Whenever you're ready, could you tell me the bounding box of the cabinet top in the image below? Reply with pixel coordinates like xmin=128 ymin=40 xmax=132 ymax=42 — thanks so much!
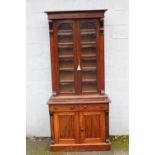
xmin=45 ymin=9 xmax=107 ymax=19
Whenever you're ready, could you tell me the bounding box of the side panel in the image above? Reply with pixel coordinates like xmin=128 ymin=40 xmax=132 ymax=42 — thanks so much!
xmin=48 ymin=20 xmax=57 ymax=95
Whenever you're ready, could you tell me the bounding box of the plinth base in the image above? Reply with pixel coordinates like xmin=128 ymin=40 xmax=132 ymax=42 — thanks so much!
xmin=50 ymin=142 xmax=111 ymax=152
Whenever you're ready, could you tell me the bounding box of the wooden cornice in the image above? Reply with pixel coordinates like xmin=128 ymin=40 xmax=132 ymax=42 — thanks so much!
xmin=45 ymin=9 xmax=107 ymax=19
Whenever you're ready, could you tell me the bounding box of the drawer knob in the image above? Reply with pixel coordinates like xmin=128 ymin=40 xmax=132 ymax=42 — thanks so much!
xmin=80 ymin=128 xmax=85 ymax=132
xmin=83 ymin=106 xmax=87 ymax=109
xmin=70 ymin=106 xmax=75 ymax=109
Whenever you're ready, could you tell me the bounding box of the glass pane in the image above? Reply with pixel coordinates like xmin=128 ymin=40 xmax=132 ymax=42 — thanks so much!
xmin=57 ymin=22 xmax=72 ymax=31
xmin=80 ymin=32 xmax=96 ymax=43
xmin=80 ymin=20 xmax=98 ymax=93
xmin=58 ymin=47 xmax=74 ymax=57
xmin=57 ymin=21 xmax=75 ymax=93
xmin=58 ymin=35 xmax=73 ymax=43
xmin=82 ymin=71 xmax=97 ymax=81
xmin=60 ymin=83 xmax=75 ymax=93
xmin=82 ymin=59 xmax=96 ymax=68
xmin=59 ymin=71 xmax=74 ymax=81
xmin=82 ymin=83 xmax=97 ymax=92
xmin=81 ymin=46 xmax=96 ymax=57
xmin=59 ymin=60 xmax=74 ymax=69
xmin=80 ymin=22 xmax=96 ymax=30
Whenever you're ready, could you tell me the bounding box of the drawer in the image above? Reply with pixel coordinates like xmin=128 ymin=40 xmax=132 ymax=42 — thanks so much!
xmin=49 ymin=105 xmax=79 ymax=112
xmin=79 ymin=103 xmax=109 ymax=111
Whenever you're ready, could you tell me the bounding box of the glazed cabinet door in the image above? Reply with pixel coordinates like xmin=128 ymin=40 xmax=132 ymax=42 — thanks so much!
xmin=53 ymin=19 xmax=102 ymax=95
xmin=54 ymin=112 xmax=79 ymax=144
xmin=54 ymin=20 xmax=76 ymax=95
xmin=79 ymin=19 xmax=100 ymax=94
xmin=80 ymin=111 xmax=105 ymax=143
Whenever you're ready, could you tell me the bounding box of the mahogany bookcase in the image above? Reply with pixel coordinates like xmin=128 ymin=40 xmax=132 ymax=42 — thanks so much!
xmin=45 ymin=10 xmax=111 ymax=151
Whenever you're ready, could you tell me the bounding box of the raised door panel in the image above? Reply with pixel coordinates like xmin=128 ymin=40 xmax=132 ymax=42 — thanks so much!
xmin=54 ymin=112 xmax=79 ymax=144
xmin=80 ymin=111 xmax=105 ymax=143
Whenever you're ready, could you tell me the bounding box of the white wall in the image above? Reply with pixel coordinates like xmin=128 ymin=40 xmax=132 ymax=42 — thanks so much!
xmin=26 ymin=0 xmax=129 ymax=136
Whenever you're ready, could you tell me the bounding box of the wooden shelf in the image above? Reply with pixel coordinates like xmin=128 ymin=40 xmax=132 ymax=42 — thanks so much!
xmin=59 ymin=55 xmax=74 ymax=59
xmin=82 ymin=58 xmax=96 ymax=61
xmin=58 ymin=42 xmax=73 ymax=48
xmin=59 ymin=68 xmax=74 ymax=71
xmin=81 ymin=31 xmax=96 ymax=35
xmin=59 ymin=55 xmax=74 ymax=61
xmin=82 ymin=79 xmax=96 ymax=83
xmin=59 ymin=91 xmax=75 ymax=94
xmin=81 ymin=41 xmax=96 ymax=45
xmin=82 ymin=67 xmax=96 ymax=71
xmin=81 ymin=55 xmax=96 ymax=60
xmin=82 ymin=90 xmax=98 ymax=93
xmin=81 ymin=54 xmax=96 ymax=57
xmin=58 ymin=42 xmax=73 ymax=46
xmin=60 ymin=80 xmax=74 ymax=83
xmin=58 ymin=45 xmax=73 ymax=48
xmin=58 ymin=32 xmax=72 ymax=36
xmin=80 ymin=29 xmax=96 ymax=32
xmin=58 ymin=30 xmax=72 ymax=33
xmin=60 ymin=82 xmax=74 ymax=86
xmin=81 ymin=44 xmax=96 ymax=48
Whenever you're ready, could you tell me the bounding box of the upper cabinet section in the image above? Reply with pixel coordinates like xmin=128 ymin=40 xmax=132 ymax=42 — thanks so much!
xmin=46 ymin=10 xmax=107 ymax=96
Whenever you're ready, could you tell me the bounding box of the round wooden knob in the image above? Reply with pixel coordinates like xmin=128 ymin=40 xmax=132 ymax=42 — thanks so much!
xmin=70 ymin=106 xmax=75 ymax=109
xmin=80 ymin=128 xmax=85 ymax=132
xmin=54 ymin=107 xmax=57 ymax=110
xmin=83 ymin=106 xmax=87 ymax=109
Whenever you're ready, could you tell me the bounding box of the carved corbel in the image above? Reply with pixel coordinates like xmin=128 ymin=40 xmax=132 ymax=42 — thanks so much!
xmin=48 ymin=19 xmax=53 ymax=35
xmin=99 ymin=18 xmax=104 ymax=34
xmin=49 ymin=111 xmax=54 ymax=116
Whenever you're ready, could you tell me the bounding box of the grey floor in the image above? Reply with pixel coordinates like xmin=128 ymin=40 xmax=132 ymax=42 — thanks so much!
xmin=26 ymin=137 xmax=129 ymax=155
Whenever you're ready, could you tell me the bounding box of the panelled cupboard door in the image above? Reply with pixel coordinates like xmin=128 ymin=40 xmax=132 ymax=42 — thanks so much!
xmin=53 ymin=19 xmax=100 ymax=95
xmin=54 ymin=112 xmax=79 ymax=144
xmin=80 ymin=111 xmax=105 ymax=143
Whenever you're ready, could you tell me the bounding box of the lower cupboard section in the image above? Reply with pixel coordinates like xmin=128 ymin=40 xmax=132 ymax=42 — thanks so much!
xmin=49 ymin=103 xmax=110 ymax=151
